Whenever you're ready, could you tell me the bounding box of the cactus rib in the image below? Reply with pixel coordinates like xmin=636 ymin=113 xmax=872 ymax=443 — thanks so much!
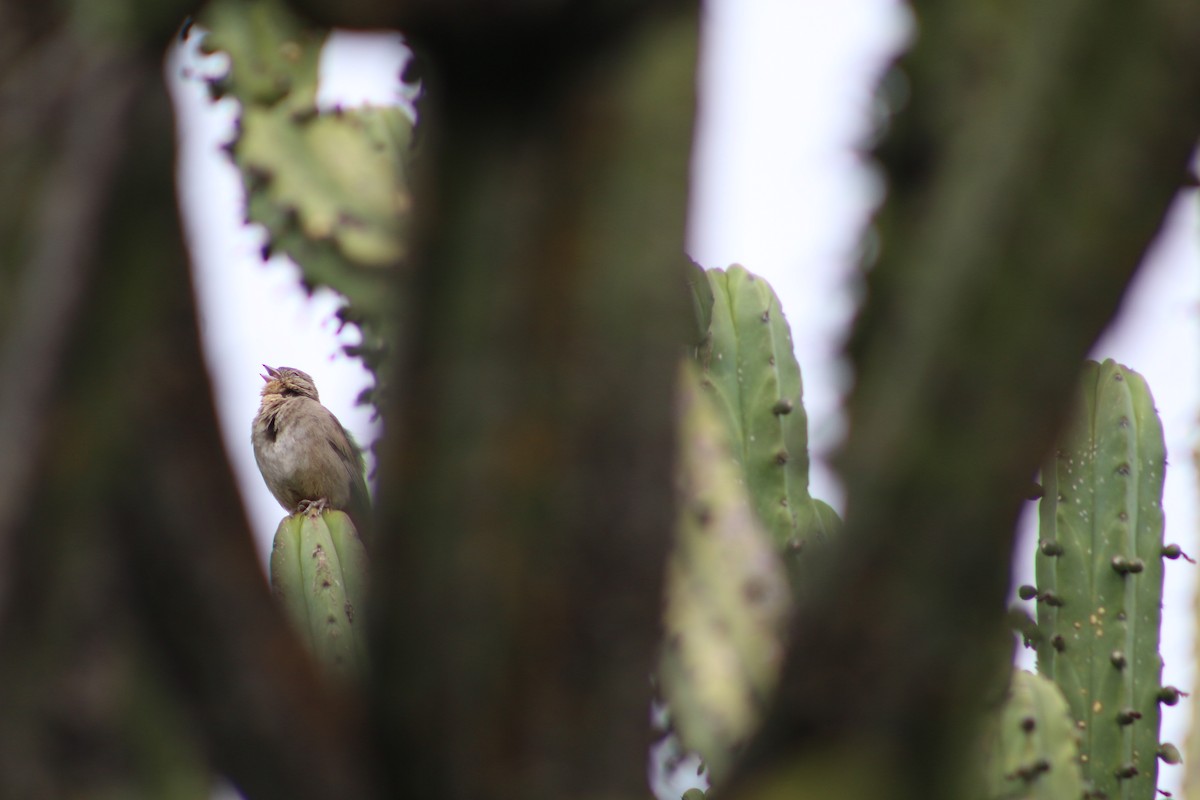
xmin=270 ymin=510 xmax=369 ymax=681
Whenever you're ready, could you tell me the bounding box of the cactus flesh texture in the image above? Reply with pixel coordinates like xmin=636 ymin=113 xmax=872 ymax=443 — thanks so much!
xmin=983 ymin=669 xmax=1086 ymax=800
xmin=270 ymin=510 xmax=369 ymax=681
xmin=660 ymin=362 xmax=792 ymax=782
xmin=1035 ymin=359 xmax=1168 ymax=800
xmin=198 ymin=0 xmax=411 ymax=396
xmin=692 ymin=264 xmax=840 ymax=559
xmin=662 ymin=265 xmax=847 ymax=783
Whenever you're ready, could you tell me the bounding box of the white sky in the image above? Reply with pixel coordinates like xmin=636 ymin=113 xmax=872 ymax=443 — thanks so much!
xmin=171 ymin=3 xmax=1199 ymax=796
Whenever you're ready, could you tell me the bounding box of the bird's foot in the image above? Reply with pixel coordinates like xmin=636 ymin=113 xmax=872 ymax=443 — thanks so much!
xmin=297 ymin=498 xmax=330 ymax=518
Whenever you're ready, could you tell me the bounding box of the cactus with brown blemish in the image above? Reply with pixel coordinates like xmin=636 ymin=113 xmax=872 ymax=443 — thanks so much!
xmin=270 ymin=510 xmax=369 ymax=682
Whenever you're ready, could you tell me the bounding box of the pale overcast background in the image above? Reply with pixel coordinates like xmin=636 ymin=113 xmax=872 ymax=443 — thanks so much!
xmin=170 ymin=2 xmax=1199 ymax=797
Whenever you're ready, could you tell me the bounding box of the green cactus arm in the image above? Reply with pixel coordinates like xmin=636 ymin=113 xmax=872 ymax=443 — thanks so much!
xmin=269 ymin=512 xmax=368 ymax=681
xmin=1035 ymin=359 xmax=1167 ymax=800
xmin=269 ymin=514 xmax=311 ymax=632
xmin=298 ymin=513 xmax=358 ymax=678
xmin=704 ymin=265 xmax=805 ymax=543
xmin=696 ymin=265 xmax=840 ymax=554
xmin=325 ymin=510 xmax=370 ymax=670
xmin=660 ymin=362 xmax=792 ymax=783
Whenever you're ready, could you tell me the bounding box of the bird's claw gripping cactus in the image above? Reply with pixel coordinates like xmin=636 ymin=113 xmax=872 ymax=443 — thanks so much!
xmin=270 ymin=510 xmax=369 ymax=681
xmin=1032 ymin=359 xmax=1175 ymax=800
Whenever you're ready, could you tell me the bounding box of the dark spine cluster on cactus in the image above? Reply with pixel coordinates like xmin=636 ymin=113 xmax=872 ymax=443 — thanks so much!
xmin=983 ymin=670 xmax=1086 ymax=800
xmin=1030 ymin=359 xmax=1173 ymax=800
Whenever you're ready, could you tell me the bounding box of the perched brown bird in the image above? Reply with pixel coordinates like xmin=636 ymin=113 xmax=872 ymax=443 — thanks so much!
xmin=252 ymin=365 xmax=372 ymax=535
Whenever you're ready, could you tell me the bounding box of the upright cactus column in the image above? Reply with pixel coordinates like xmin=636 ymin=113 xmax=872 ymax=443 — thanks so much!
xmin=1032 ymin=359 xmax=1172 ymax=800
xmin=270 ymin=510 xmax=370 ymax=682
xmin=691 ymin=265 xmax=840 ymax=561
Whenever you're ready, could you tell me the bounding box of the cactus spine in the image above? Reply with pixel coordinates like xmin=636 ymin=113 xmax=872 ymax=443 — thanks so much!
xmin=983 ymin=670 xmax=1086 ymax=800
xmin=1033 ymin=359 xmax=1170 ymax=800
xmin=270 ymin=510 xmax=369 ymax=681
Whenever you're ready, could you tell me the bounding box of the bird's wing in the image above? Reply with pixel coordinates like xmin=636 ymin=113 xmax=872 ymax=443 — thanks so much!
xmin=327 ymin=413 xmax=373 ymax=543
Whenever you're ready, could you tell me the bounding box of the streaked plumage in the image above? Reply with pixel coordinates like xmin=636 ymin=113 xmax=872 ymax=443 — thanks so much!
xmin=251 ymin=365 xmax=371 ymax=535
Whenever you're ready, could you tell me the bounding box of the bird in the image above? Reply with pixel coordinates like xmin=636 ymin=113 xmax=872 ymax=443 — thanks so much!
xmin=251 ymin=365 xmax=372 ymax=537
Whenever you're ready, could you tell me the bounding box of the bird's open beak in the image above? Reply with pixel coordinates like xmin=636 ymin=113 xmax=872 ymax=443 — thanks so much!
xmin=261 ymin=364 xmax=279 ymax=382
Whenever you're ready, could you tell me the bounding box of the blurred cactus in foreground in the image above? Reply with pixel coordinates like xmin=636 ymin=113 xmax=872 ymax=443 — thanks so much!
xmin=197 ymin=0 xmax=412 ymax=402
xmin=659 ymin=362 xmax=792 ymax=781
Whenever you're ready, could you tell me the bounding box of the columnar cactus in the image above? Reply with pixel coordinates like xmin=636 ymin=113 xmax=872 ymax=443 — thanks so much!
xmin=983 ymin=670 xmax=1086 ymax=800
xmin=1031 ymin=359 xmax=1173 ymax=800
xmin=677 ymin=275 xmax=1184 ymax=800
xmin=690 ymin=264 xmax=840 ymax=560
xmin=661 ymin=266 xmax=846 ymax=787
xmin=270 ymin=510 xmax=370 ymax=681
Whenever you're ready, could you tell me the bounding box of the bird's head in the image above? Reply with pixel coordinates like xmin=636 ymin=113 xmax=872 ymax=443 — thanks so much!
xmin=261 ymin=365 xmax=320 ymax=401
